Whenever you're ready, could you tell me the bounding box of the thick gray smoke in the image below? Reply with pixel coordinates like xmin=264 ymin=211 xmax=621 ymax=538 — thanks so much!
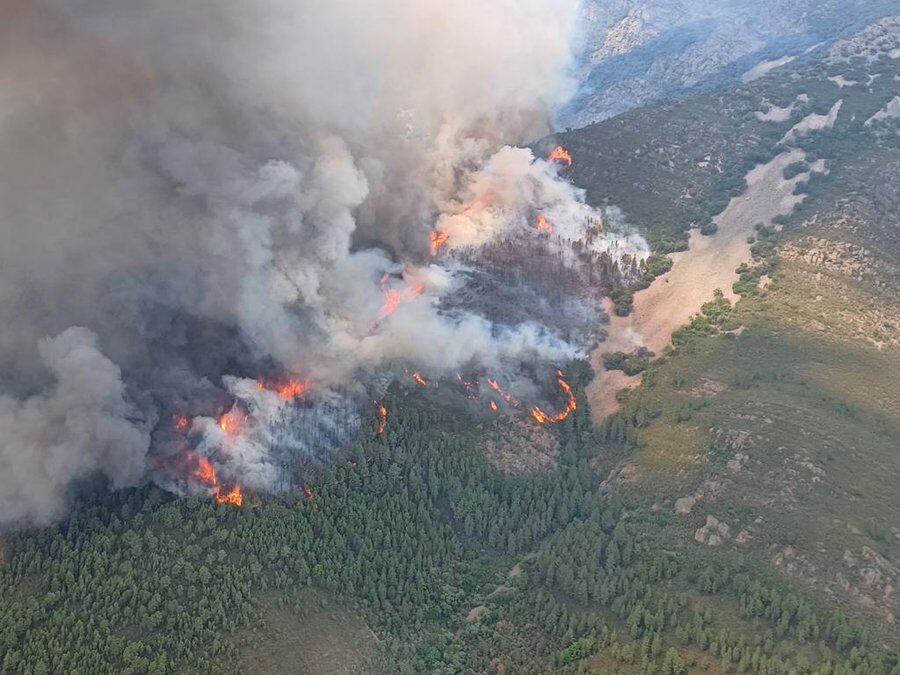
xmin=0 ymin=328 xmax=151 ymax=525
xmin=0 ymin=0 xmax=646 ymax=524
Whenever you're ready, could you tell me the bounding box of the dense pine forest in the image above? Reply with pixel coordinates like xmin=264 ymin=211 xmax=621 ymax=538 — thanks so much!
xmin=1 ymin=361 xmax=897 ymax=674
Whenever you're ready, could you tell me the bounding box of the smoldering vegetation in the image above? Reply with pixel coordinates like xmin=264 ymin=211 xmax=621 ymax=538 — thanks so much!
xmin=0 ymin=0 xmax=648 ymax=525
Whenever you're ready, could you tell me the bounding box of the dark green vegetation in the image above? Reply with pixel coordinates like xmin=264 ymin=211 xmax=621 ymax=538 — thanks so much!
xmin=573 ymin=15 xmax=900 ymax=673
xmin=603 ymin=348 xmax=655 ymax=376
xmin=559 ymin=17 xmax=900 ymax=261
xmin=2 ymin=17 xmax=899 ymax=675
xmin=1 ymin=370 xmax=897 ymax=673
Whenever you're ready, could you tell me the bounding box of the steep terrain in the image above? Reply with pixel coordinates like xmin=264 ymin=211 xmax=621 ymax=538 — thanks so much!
xmin=564 ymin=0 xmax=900 ymax=128
xmin=571 ymin=14 xmax=900 ymax=636
xmin=0 ymin=14 xmax=898 ymax=675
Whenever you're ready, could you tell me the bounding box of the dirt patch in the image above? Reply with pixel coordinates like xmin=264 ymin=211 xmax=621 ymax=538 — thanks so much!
xmin=466 ymin=605 xmax=489 ymax=623
xmin=482 ymin=416 xmax=560 ymax=475
xmin=690 ymin=377 xmax=725 ymax=398
xmin=588 ymin=150 xmax=814 ymax=421
xmin=241 ymin=596 xmax=381 ymax=675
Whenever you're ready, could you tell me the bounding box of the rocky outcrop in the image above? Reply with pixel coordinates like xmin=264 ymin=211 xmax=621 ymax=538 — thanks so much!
xmin=695 ymin=515 xmax=731 ymax=546
xmin=563 ymin=3 xmax=899 ymax=129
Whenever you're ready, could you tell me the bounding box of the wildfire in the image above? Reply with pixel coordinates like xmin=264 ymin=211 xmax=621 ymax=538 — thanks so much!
xmin=536 ymin=214 xmax=552 ymax=233
xmin=376 ymin=401 xmax=388 ymax=434
xmin=218 ymin=407 xmax=248 ymax=436
xmin=487 ymin=379 xmax=519 ymax=407
xmin=257 ymin=378 xmax=313 ymax=401
xmin=215 ymin=486 xmax=244 ymax=507
xmin=195 ymin=456 xmax=218 ymax=485
xmin=192 ymin=455 xmax=244 ymax=507
xmin=490 ymin=401 xmax=499 ymax=412
xmin=531 ymin=370 xmax=577 ymax=425
xmin=374 ymin=274 xmax=424 ymax=328
xmin=548 ymin=146 xmax=573 ymax=167
xmin=173 ymin=414 xmax=190 ymax=432
xmin=412 ymin=372 xmax=428 ymax=387
xmin=430 ymin=230 xmax=450 ymax=256
xmin=457 ymin=373 xmax=478 ymax=400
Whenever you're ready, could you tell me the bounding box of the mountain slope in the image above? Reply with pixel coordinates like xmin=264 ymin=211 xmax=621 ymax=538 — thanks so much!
xmin=562 ymin=0 xmax=900 ymax=128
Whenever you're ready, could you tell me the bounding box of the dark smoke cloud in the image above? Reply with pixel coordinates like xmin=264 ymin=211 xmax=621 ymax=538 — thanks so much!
xmin=0 ymin=0 xmax=646 ymax=525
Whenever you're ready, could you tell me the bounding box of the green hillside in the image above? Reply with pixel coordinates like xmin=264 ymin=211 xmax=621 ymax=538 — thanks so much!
xmin=1 ymin=16 xmax=898 ymax=675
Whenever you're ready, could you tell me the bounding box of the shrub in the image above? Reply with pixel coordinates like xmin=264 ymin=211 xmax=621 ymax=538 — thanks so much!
xmin=700 ymin=222 xmax=719 ymax=236
xmin=783 ymin=161 xmax=810 ymax=180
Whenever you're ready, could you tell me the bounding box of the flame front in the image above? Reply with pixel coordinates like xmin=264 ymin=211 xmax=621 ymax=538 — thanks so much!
xmin=257 ymin=378 xmax=313 ymax=401
xmin=412 ymin=372 xmax=428 ymax=387
xmin=430 ymin=230 xmax=450 ymax=256
xmin=215 ymin=486 xmax=244 ymax=507
xmin=218 ymin=407 xmax=248 ymax=436
xmin=191 ymin=454 xmax=243 ymax=507
xmin=376 ymin=402 xmax=388 ymax=434
xmin=373 ymin=274 xmax=425 ymax=329
xmin=548 ymin=146 xmax=573 ymax=167
xmin=536 ymin=214 xmax=552 ymax=233
xmin=531 ymin=371 xmax=577 ymax=425
xmin=487 ymin=379 xmax=519 ymax=407
xmin=457 ymin=373 xmax=478 ymax=399
xmin=194 ymin=456 xmax=218 ymax=486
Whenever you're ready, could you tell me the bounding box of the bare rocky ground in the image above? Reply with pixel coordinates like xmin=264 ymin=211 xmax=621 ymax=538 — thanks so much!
xmin=587 ymin=149 xmax=819 ymax=421
xmin=481 ymin=416 xmax=560 ymax=475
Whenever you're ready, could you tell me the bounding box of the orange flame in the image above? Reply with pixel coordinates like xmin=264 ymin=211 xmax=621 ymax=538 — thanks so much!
xmin=257 ymin=379 xmax=313 ymax=401
xmin=457 ymin=373 xmax=478 ymax=400
xmin=215 ymin=486 xmax=244 ymax=507
xmin=192 ymin=455 xmax=243 ymax=507
xmin=490 ymin=401 xmax=499 ymax=412
xmin=536 ymin=214 xmax=553 ymax=233
xmin=374 ymin=274 xmax=425 ymax=327
xmin=195 ymin=456 xmax=218 ymax=486
xmin=430 ymin=230 xmax=450 ymax=256
xmin=218 ymin=407 xmax=248 ymax=436
xmin=412 ymin=372 xmax=427 ymax=387
xmin=548 ymin=146 xmax=573 ymax=167
xmin=376 ymin=402 xmax=388 ymax=434
xmin=303 ymin=486 xmax=319 ymax=510
xmin=173 ymin=414 xmax=190 ymax=433
xmin=531 ymin=371 xmax=577 ymax=425
xmin=487 ymin=379 xmax=519 ymax=407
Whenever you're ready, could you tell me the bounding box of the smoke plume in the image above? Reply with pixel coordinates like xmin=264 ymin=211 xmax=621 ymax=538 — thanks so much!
xmin=0 ymin=0 xmax=646 ymax=525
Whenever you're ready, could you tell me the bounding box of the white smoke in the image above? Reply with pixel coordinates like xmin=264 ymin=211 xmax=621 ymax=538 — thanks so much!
xmin=0 ymin=0 xmax=645 ymax=522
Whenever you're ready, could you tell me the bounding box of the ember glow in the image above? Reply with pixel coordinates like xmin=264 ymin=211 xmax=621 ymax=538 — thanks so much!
xmin=215 ymin=486 xmax=244 ymax=507
xmin=173 ymin=414 xmax=190 ymax=433
xmin=218 ymin=407 xmax=249 ymax=436
xmin=257 ymin=379 xmax=313 ymax=401
xmin=429 ymin=230 xmax=450 ymax=256
xmin=548 ymin=146 xmax=573 ymax=166
xmin=490 ymin=401 xmax=499 ymax=412
xmin=487 ymin=379 xmax=519 ymax=407
xmin=375 ymin=274 xmax=425 ymax=326
xmin=412 ymin=372 xmax=428 ymax=387
xmin=530 ymin=370 xmax=577 ymax=425
xmin=191 ymin=454 xmax=244 ymax=507
xmin=536 ymin=214 xmax=553 ymax=232
xmin=194 ymin=456 xmax=218 ymax=486
xmin=376 ymin=402 xmax=388 ymax=435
